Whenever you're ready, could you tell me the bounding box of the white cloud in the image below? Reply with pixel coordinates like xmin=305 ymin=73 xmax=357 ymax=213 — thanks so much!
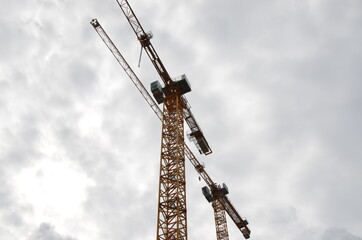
xmin=1 ymin=0 xmax=361 ymax=239
xmin=28 ymin=223 xmax=76 ymax=240
xmin=14 ymin=160 xmax=93 ymax=223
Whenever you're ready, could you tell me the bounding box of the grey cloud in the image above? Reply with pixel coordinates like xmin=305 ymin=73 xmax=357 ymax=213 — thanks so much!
xmin=0 ymin=171 xmax=32 ymax=239
xmin=0 ymin=20 xmax=36 ymax=65
xmin=1 ymin=0 xmax=362 ymax=239
xmin=29 ymin=223 xmax=76 ymax=240
xmin=321 ymin=228 xmax=362 ymax=240
xmin=1 ymin=112 xmax=42 ymax=170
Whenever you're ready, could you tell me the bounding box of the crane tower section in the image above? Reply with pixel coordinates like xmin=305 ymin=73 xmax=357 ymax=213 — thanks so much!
xmin=157 ymin=81 xmax=190 ymax=240
xmin=212 ymin=200 xmax=229 ymax=240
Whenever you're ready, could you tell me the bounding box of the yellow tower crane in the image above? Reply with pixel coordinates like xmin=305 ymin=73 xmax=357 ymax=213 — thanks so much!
xmin=91 ymin=1 xmax=251 ymax=239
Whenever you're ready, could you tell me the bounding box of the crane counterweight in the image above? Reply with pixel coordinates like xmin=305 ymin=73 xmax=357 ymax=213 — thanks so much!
xmin=151 ymin=81 xmax=164 ymax=104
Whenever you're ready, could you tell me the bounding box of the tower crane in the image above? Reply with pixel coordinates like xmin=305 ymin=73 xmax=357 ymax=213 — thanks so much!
xmin=115 ymin=0 xmax=211 ymax=156
xmin=91 ymin=1 xmax=251 ymax=239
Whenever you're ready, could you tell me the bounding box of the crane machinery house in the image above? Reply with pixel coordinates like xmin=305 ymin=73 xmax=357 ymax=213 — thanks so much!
xmin=151 ymin=74 xmax=191 ymax=104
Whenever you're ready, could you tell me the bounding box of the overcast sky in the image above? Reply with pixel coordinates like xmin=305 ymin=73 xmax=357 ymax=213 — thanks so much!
xmin=1 ymin=0 xmax=362 ymax=240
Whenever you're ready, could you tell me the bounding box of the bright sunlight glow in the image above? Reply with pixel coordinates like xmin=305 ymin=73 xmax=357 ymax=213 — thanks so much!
xmin=15 ymin=160 xmax=93 ymax=223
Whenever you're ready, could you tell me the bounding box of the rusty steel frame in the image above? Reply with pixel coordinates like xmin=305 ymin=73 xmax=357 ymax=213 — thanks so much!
xmin=213 ymin=200 xmax=229 ymax=240
xmin=156 ymin=89 xmax=187 ymax=240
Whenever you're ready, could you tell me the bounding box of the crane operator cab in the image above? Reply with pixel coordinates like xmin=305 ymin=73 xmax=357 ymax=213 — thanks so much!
xmin=151 ymin=74 xmax=191 ymax=104
xmin=151 ymin=81 xmax=164 ymax=104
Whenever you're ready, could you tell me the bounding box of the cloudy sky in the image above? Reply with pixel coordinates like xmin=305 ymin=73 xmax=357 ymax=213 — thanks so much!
xmin=1 ymin=0 xmax=362 ymax=239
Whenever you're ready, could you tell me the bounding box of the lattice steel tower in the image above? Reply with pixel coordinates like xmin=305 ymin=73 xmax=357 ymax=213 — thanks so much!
xmin=157 ymin=84 xmax=189 ymax=240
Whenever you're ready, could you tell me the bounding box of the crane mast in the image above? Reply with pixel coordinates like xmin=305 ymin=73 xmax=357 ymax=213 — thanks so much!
xmin=213 ymin=200 xmax=229 ymax=240
xmin=157 ymin=87 xmax=187 ymax=240
xmin=114 ymin=1 xmax=190 ymax=237
xmin=91 ymin=0 xmax=251 ymax=238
